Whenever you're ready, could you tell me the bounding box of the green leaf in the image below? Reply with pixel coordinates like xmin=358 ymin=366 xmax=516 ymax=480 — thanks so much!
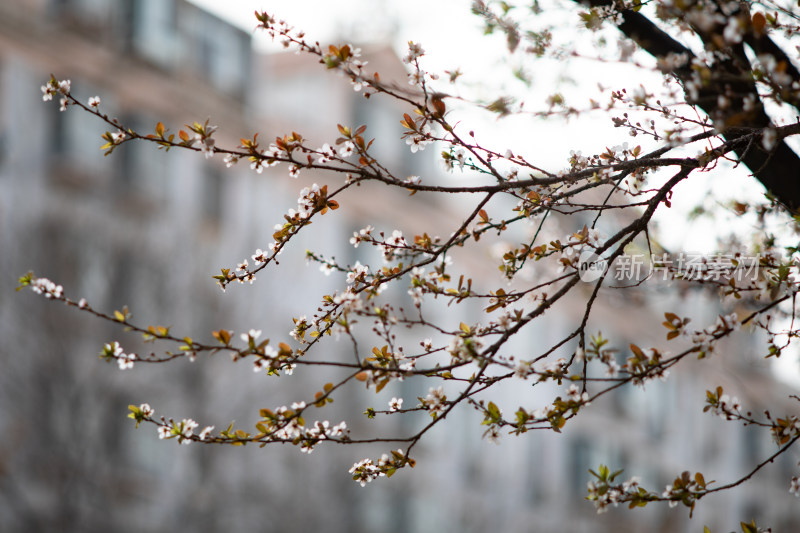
xmin=487 ymin=401 xmax=501 ymax=420
xmin=740 ymin=521 xmax=758 ymax=533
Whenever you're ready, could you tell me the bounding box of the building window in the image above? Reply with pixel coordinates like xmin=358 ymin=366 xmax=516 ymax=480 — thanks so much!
xmin=132 ymin=0 xmax=178 ymax=68
xmin=570 ymin=437 xmax=594 ymax=498
xmin=183 ymin=7 xmax=250 ymax=97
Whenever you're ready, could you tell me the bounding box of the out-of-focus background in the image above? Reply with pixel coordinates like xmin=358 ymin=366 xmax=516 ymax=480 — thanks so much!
xmin=1 ymin=1 xmax=798 ymax=531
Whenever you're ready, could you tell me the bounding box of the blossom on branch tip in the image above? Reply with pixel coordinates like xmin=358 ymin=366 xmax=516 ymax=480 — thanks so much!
xmin=157 ymin=425 xmax=172 ymax=440
xmin=346 ymin=261 xmax=369 ymax=285
xmin=178 ymin=418 xmax=198 ymax=444
xmin=104 ymin=341 xmax=123 ymax=359
xmin=333 ymin=288 xmax=363 ymax=313
xmin=421 ymin=386 xmax=447 ymax=416
xmin=382 ymin=230 xmax=408 ymax=261
xmin=117 ymin=351 xmax=136 ymax=370
xmin=485 ymin=426 xmax=501 ymax=444
xmin=31 ymin=277 xmax=63 ymax=298
xmin=41 ymin=78 xmax=70 ymax=102
xmin=139 ymin=403 xmax=154 ymax=417
xmin=241 ymin=329 xmax=262 ymax=343
xmin=252 ymin=249 xmax=268 ymax=264
xmin=403 ymin=41 xmax=425 ymax=64
xmin=339 ymin=141 xmax=355 ymax=158
xmin=315 ymin=144 xmax=336 ymax=164
xmin=389 ymin=397 xmax=403 ymax=411
xmin=41 ymin=84 xmax=56 ymax=101
xmin=405 ymin=125 xmax=432 ymax=153
xmin=351 ymin=77 xmax=367 ymax=92
xmin=514 ymin=360 xmax=533 ymax=379
xmin=566 ymin=384 xmax=590 ymax=405
xmin=350 ymin=225 xmax=373 ymax=248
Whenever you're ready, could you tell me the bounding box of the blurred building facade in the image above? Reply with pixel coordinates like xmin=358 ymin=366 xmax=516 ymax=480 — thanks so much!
xmin=0 ymin=1 xmax=798 ymax=532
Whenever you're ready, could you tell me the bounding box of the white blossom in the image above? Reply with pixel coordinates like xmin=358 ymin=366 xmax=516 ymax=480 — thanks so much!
xmin=389 ymin=397 xmax=403 ymax=411
xmin=403 ymin=41 xmax=425 ymax=63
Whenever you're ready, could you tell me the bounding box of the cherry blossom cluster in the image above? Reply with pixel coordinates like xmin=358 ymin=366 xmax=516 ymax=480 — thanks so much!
xmin=419 ymin=386 xmax=447 ymax=417
xmin=156 ymin=417 xmax=214 ymax=445
xmin=625 ymin=346 xmax=670 ymax=386
xmin=349 ymin=225 xmax=374 ymax=248
xmin=293 ymin=183 xmax=325 ymax=220
xmin=440 ymin=147 xmax=468 ymax=172
xmin=101 ymin=341 xmax=137 ymax=370
xmin=402 ymin=119 xmax=434 ymax=153
xmin=407 ymin=266 xmax=432 ymax=305
xmin=579 ymin=342 xmax=622 ymax=378
xmin=687 ymin=313 xmax=741 ymax=356
xmin=661 ymin=470 xmax=709 ymax=509
xmin=565 ymin=384 xmax=590 ymax=405
xmin=129 ymin=404 xmax=213 ymax=445
xmin=30 ymin=277 xmax=63 ymax=299
xmin=704 ymin=386 xmax=743 ymax=421
xmin=586 ymin=467 xmax=714 ymax=514
xmin=186 ymin=120 xmax=218 ymax=159
xmin=533 ymin=356 xmax=569 ymax=384
xmin=446 ymin=333 xmax=484 ymax=364
xmin=770 ymin=415 xmax=800 ymax=447
xmin=255 ymin=13 xmax=373 ymax=95
xmin=324 ymin=287 xmax=363 ymax=319
xmin=346 ymin=261 xmax=369 ymax=286
xmin=346 ymin=226 xmax=425 ymax=264
xmin=257 ymin=404 xmax=348 ymax=453
xmin=402 ymin=40 xmax=440 ymax=88
xmin=290 ymin=315 xmax=311 ymax=344
xmin=380 ymin=230 xmax=409 ymax=262
xmin=586 ymin=475 xmax=644 ymax=514
xmin=349 ymin=449 xmax=411 ymax=487
xmin=356 ymin=346 xmax=416 ymax=390
xmin=40 ymin=77 xmax=71 ymax=111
